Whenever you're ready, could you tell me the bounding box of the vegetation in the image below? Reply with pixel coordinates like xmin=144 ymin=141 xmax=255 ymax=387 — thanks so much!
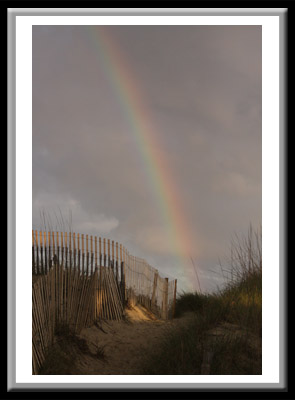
xmin=36 ymin=223 xmax=262 ymax=375
xmin=140 ymin=225 xmax=262 ymax=374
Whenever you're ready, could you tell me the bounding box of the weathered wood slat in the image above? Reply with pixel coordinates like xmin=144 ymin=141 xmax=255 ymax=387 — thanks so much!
xmin=90 ymin=235 xmax=93 ymax=274
xmin=99 ymin=237 xmax=102 ymax=266
xmin=86 ymin=234 xmax=89 ymax=276
xmin=81 ymin=234 xmax=85 ymax=275
xmin=103 ymin=238 xmax=106 ymax=267
xmin=107 ymin=239 xmax=111 ymax=268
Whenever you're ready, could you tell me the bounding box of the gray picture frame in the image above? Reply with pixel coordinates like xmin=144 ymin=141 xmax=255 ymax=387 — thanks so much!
xmin=7 ymin=6 xmax=287 ymax=392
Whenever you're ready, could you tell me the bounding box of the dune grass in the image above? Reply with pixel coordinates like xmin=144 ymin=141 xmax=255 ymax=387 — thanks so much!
xmin=140 ymin=225 xmax=262 ymax=375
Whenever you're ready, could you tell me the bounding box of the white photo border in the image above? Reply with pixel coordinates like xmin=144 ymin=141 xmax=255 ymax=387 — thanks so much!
xmin=8 ymin=7 xmax=286 ymax=391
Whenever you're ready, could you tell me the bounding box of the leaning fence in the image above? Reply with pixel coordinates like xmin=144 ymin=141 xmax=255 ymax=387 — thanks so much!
xmin=32 ymin=230 xmax=177 ymax=374
xmin=32 ymin=230 xmax=177 ymax=319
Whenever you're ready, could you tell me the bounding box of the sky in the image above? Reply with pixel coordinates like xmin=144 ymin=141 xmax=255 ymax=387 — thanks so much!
xmin=32 ymin=25 xmax=262 ymax=294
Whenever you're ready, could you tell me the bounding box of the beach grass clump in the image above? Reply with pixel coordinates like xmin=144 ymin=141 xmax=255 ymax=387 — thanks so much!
xmin=140 ymin=224 xmax=262 ymax=374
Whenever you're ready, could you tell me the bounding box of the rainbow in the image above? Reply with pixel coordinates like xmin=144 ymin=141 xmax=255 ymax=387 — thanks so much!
xmin=86 ymin=26 xmax=196 ymax=287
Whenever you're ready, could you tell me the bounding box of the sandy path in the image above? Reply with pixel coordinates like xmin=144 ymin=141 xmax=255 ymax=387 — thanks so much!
xmin=39 ymin=305 xmax=261 ymax=375
xmin=74 ymin=305 xmax=194 ymax=375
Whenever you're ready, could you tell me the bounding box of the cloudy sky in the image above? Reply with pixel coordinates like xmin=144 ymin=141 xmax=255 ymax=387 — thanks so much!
xmin=32 ymin=25 xmax=261 ymax=293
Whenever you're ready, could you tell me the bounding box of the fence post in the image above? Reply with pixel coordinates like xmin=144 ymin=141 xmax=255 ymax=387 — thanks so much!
xmin=103 ymin=238 xmax=106 ymax=267
xmin=108 ymin=239 xmax=111 ymax=268
xmin=90 ymin=235 xmax=93 ymax=274
xmin=69 ymin=232 xmax=72 ymax=271
xmin=86 ymin=234 xmax=89 ymax=275
xmin=94 ymin=266 xmax=99 ymax=322
xmin=95 ymin=236 xmax=97 ymax=267
xmin=172 ymin=279 xmax=177 ymax=319
xmin=120 ymin=261 xmax=126 ymax=307
xmin=151 ymin=270 xmax=158 ymax=311
xmin=48 ymin=231 xmax=51 ymax=270
xmin=65 ymin=231 xmax=68 ymax=269
xmin=99 ymin=237 xmax=102 ymax=266
xmin=77 ymin=233 xmax=80 ymax=272
xmin=73 ymin=232 xmax=76 ymax=270
xmin=116 ymin=242 xmax=119 ymax=284
xmin=81 ymin=234 xmax=85 ymax=274
xmin=162 ymin=278 xmax=169 ymax=320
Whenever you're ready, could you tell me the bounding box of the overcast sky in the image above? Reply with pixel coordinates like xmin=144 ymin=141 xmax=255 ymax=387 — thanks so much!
xmin=32 ymin=25 xmax=261 ymax=293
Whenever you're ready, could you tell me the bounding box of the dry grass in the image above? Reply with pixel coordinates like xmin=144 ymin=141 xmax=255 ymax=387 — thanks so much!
xmin=140 ymin=225 xmax=262 ymax=375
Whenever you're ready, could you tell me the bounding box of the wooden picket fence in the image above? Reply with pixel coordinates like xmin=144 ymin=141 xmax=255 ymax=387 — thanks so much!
xmin=32 ymin=265 xmax=97 ymax=374
xmin=32 ymin=230 xmax=177 ymax=319
xmin=32 ymin=230 xmax=177 ymax=374
xmin=32 ymin=264 xmax=125 ymax=374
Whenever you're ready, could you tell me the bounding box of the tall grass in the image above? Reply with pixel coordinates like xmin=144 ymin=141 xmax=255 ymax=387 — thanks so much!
xmin=140 ymin=224 xmax=262 ymax=374
xmin=37 ymin=207 xmax=73 ymax=233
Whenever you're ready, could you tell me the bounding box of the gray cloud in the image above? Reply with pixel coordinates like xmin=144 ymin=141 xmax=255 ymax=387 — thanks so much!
xmin=32 ymin=25 xmax=261 ymax=293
